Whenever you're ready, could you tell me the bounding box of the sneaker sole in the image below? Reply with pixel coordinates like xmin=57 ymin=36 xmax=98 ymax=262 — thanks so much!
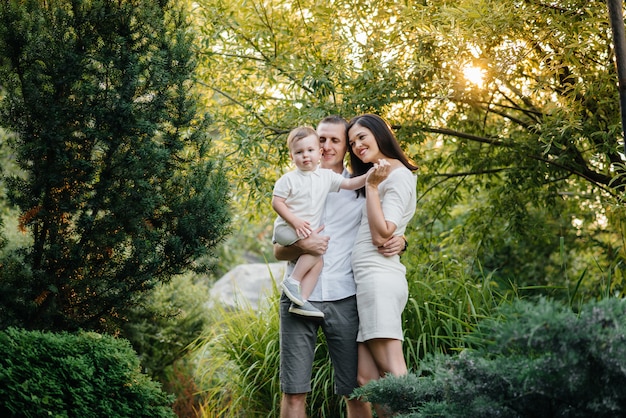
xmin=281 ymin=282 xmax=304 ymax=306
xmin=289 ymin=306 xmax=325 ymax=318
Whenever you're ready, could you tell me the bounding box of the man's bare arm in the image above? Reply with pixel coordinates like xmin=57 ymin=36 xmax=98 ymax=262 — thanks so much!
xmin=273 ymin=226 xmax=329 ymax=261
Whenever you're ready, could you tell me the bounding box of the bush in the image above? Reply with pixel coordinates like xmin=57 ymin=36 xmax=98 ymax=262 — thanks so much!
xmin=0 ymin=328 xmax=175 ymax=418
xmin=353 ymin=297 xmax=626 ymax=417
xmin=121 ymin=273 xmax=213 ymax=416
xmin=122 ymin=273 xmax=212 ymax=381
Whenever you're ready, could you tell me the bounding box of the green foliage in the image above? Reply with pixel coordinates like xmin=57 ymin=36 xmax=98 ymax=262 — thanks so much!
xmin=403 ymin=255 xmax=512 ymax=364
xmin=0 ymin=327 xmax=175 ymax=418
xmin=0 ymin=0 xmax=231 ymax=332
xmin=193 ymin=0 xmax=626 ymax=297
xmin=194 ymin=286 xmax=343 ymax=417
xmin=121 ymin=272 xmax=212 ymax=382
xmin=354 ymin=297 xmax=626 ymax=417
xmin=192 ymin=258 xmax=514 ymax=416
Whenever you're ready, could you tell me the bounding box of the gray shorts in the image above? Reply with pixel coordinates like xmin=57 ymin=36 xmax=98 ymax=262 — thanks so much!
xmin=273 ymin=223 xmax=299 ymax=246
xmin=279 ymin=294 xmax=359 ymax=396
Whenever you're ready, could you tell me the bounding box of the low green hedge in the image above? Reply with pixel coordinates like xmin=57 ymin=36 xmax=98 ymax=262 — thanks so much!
xmin=353 ymin=297 xmax=626 ymax=417
xmin=0 ymin=327 xmax=175 ymax=418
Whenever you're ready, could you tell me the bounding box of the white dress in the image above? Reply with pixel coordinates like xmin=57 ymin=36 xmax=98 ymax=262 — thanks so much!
xmin=351 ymin=167 xmax=417 ymax=342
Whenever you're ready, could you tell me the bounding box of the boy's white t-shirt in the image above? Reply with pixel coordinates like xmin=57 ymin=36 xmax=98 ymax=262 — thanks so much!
xmin=272 ymin=166 xmax=345 ymax=244
xmin=284 ymin=169 xmax=365 ymax=302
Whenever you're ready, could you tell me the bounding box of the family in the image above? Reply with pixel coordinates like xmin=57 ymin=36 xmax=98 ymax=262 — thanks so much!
xmin=272 ymin=114 xmax=418 ymax=417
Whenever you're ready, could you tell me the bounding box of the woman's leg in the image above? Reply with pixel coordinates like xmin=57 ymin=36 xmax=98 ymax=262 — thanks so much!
xmin=356 ymin=343 xmax=380 ymax=387
xmin=365 ymin=338 xmax=407 ymax=376
xmin=357 ymin=338 xmax=407 ymax=385
xmin=357 ymin=340 xmax=406 ymax=418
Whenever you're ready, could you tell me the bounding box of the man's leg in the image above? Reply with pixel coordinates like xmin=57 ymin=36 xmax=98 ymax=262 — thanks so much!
xmin=281 ymin=393 xmax=307 ymax=418
xmin=279 ymin=293 xmax=318 ymax=416
xmin=319 ymin=296 xmax=371 ymax=417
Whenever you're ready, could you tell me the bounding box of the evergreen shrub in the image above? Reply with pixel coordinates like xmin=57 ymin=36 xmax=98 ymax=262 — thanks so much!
xmin=0 ymin=328 xmax=175 ymax=418
xmin=353 ymin=297 xmax=626 ymax=417
xmin=122 ymin=273 xmax=213 ymax=415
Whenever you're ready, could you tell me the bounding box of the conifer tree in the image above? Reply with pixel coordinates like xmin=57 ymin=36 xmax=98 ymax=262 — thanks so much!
xmin=0 ymin=0 xmax=231 ymax=332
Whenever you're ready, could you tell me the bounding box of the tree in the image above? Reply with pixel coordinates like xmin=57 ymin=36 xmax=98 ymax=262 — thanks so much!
xmin=194 ymin=0 xmax=626 ymax=295
xmin=0 ymin=0 xmax=231 ymax=332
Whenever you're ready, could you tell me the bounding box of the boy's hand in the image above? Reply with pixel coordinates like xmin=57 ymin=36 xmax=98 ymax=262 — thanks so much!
xmin=292 ymin=218 xmax=313 ymax=239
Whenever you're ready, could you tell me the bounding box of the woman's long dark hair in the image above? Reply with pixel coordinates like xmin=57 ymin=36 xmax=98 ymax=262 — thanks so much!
xmin=347 ymin=114 xmax=418 ymax=179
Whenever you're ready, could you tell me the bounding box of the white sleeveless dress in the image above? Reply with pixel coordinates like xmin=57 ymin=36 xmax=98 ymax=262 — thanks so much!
xmin=351 ymin=167 xmax=416 ymax=342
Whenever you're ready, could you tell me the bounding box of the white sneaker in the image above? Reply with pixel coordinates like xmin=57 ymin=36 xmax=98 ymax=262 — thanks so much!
xmin=281 ymin=280 xmax=304 ymax=306
xmin=289 ymin=301 xmax=324 ymax=318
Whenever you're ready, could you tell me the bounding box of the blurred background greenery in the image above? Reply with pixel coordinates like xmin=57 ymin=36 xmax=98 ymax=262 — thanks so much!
xmin=2 ymin=0 xmax=626 ymax=416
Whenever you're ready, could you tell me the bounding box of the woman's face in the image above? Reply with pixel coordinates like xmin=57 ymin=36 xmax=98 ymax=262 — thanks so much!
xmin=348 ymin=123 xmax=381 ymax=163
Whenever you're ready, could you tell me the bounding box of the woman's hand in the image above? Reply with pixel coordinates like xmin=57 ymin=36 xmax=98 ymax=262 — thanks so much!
xmin=365 ymin=159 xmax=398 ymax=246
xmin=366 ymin=159 xmax=390 ymax=188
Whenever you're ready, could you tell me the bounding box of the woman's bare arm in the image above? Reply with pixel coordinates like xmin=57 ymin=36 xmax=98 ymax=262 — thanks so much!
xmin=366 ymin=161 xmax=397 ymax=246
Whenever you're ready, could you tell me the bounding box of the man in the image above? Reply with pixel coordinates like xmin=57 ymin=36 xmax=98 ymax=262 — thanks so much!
xmin=274 ymin=116 xmax=406 ymax=418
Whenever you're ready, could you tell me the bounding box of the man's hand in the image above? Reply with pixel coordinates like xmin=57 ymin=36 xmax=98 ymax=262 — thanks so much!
xmin=294 ymin=225 xmax=329 ymax=256
xmin=377 ymin=235 xmax=407 ymax=257
xmin=274 ymin=225 xmax=329 ymax=261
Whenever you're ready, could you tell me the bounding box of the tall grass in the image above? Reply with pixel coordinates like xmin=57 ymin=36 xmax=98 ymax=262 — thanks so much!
xmin=193 ymin=284 xmax=343 ymax=417
xmin=403 ymin=258 xmax=514 ymax=367
xmin=194 ymin=298 xmax=280 ymax=417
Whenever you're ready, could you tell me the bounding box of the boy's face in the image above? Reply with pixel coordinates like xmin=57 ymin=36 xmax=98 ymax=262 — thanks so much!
xmin=290 ymin=134 xmax=321 ymax=171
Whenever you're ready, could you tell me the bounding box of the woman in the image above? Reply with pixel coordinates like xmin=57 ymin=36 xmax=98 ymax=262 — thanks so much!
xmin=347 ymin=114 xmax=417 ymax=409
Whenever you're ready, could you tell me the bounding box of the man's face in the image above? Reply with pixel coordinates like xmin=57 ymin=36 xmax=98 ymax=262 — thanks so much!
xmin=317 ymin=122 xmax=347 ymax=171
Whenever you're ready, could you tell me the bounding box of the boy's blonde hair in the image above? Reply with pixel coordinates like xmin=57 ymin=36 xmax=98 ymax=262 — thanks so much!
xmin=287 ymin=126 xmax=318 ymax=150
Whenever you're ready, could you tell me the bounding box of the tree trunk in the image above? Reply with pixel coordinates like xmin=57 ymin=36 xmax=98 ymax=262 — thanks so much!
xmin=607 ymin=0 xmax=626 ymax=155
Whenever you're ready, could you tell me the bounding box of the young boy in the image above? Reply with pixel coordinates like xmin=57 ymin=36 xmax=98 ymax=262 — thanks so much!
xmin=272 ymin=126 xmax=367 ymax=318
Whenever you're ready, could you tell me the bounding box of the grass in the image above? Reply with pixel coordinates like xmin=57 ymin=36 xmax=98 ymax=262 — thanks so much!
xmin=403 ymin=258 xmax=514 ymax=366
xmin=192 ymin=280 xmax=343 ymax=417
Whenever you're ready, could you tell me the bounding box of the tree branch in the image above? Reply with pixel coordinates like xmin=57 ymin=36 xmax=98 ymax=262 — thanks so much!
xmin=420 ymin=126 xmax=506 ymax=146
xmin=417 ymin=125 xmax=620 ymax=195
